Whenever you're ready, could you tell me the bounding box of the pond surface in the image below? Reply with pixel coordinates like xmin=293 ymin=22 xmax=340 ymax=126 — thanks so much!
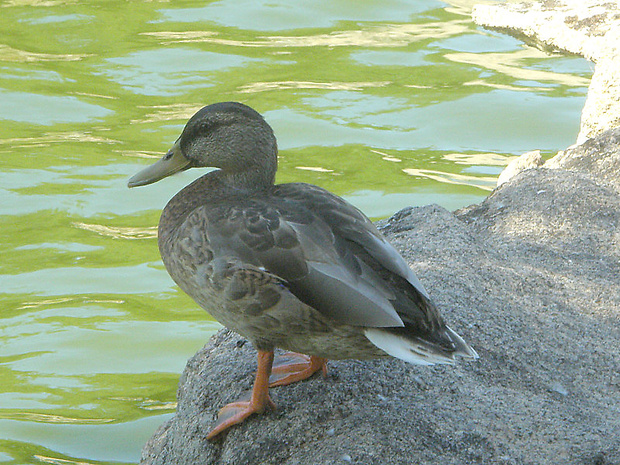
xmin=0 ymin=0 xmax=591 ymax=463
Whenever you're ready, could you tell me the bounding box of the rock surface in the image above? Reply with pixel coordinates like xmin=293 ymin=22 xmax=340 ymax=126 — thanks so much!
xmin=472 ymin=0 xmax=620 ymax=143
xmin=496 ymin=150 xmax=543 ymax=186
xmin=546 ymin=123 xmax=620 ymax=193
xmin=141 ymin=127 xmax=620 ymax=465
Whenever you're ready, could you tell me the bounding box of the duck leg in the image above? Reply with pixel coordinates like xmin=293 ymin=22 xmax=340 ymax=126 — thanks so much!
xmin=269 ymin=352 xmax=328 ymax=387
xmin=207 ymin=350 xmax=276 ymax=439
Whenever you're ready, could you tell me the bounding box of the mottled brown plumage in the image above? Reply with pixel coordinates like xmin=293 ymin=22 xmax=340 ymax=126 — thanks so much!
xmin=128 ymin=102 xmax=477 ymax=438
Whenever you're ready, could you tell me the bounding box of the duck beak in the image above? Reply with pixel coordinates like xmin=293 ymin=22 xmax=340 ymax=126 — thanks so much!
xmin=127 ymin=139 xmax=192 ymax=188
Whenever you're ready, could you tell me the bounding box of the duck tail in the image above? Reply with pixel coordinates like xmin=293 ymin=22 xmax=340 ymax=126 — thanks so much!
xmin=364 ymin=326 xmax=478 ymax=366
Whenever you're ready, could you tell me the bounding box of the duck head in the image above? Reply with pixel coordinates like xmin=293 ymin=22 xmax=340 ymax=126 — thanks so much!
xmin=128 ymin=102 xmax=278 ymax=188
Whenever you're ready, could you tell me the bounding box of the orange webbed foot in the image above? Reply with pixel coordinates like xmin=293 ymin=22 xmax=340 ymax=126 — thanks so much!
xmin=207 ymin=350 xmax=276 ymax=440
xmin=269 ymin=352 xmax=328 ymax=387
xmin=207 ymin=393 xmax=276 ymax=440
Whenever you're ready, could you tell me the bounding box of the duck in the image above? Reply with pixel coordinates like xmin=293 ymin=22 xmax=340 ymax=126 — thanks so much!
xmin=128 ymin=101 xmax=478 ymax=439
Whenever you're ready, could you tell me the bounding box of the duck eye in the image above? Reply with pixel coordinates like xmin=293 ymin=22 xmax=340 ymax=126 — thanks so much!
xmin=163 ymin=150 xmax=174 ymax=160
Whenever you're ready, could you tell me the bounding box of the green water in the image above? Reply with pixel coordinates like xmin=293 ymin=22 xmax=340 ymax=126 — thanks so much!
xmin=0 ymin=0 xmax=591 ymax=463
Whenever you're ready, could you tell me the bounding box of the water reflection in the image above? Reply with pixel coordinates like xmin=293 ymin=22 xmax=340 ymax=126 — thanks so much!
xmin=240 ymin=80 xmax=390 ymax=93
xmin=18 ymin=297 xmax=124 ymax=310
xmin=103 ymin=48 xmax=262 ymax=96
xmin=8 ymin=413 xmax=113 ymax=425
xmin=156 ymin=0 xmax=447 ymax=30
xmin=34 ymin=455 xmax=95 ymax=465
xmin=443 ymin=152 xmax=511 ymax=165
xmin=0 ymin=92 xmax=112 ymax=125
xmin=0 ymin=132 xmax=117 ymax=147
xmin=144 ymin=20 xmax=472 ymax=48
xmin=295 ymin=166 xmax=335 ymax=173
xmin=1 ymin=0 xmax=80 ymax=6
xmin=403 ymin=167 xmax=497 ymax=190
xmin=129 ymin=104 xmax=200 ymax=124
xmin=447 ymin=48 xmax=592 ymax=87
xmin=72 ymin=223 xmax=157 ymax=240
xmin=0 ymin=44 xmax=88 ymax=62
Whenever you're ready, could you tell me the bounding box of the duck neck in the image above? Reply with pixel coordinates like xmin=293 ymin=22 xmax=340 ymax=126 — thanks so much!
xmin=218 ymin=146 xmax=277 ymax=192
xmin=220 ymin=165 xmax=275 ymax=192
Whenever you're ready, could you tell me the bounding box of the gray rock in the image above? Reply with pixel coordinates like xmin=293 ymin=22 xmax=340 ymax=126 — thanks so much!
xmin=546 ymin=126 xmax=620 ymax=193
xmin=472 ymin=0 xmax=619 ymax=61
xmin=141 ymin=127 xmax=620 ymax=465
xmin=497 ymin=150 xmax=543 ymax=186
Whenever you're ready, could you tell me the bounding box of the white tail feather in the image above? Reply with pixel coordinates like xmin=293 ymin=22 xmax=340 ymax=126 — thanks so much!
xmin=364 ymin=326 xmax=478 ymax=366
xmin=444 ymin=325 xmax=479 ymax=359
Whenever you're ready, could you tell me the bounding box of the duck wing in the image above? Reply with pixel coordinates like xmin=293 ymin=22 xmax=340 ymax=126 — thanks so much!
xmin=272 ymin=183 xmax=445 ymax=334
xmin=271 ymin=183 xmax=479 ymax=362
xmin=189 ymin=182 xmax=443 ymax=333
xmin=197 ymin=195 xmax=399 ymax=328
xmin=273 ymin=183 xmax=431 ymax=296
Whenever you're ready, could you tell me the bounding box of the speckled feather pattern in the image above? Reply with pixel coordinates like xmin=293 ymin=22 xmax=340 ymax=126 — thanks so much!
xmin=136 ymin=102 xmax=476 ymax=366
xmin=158 ymin=176 xmax=392 ymax=359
